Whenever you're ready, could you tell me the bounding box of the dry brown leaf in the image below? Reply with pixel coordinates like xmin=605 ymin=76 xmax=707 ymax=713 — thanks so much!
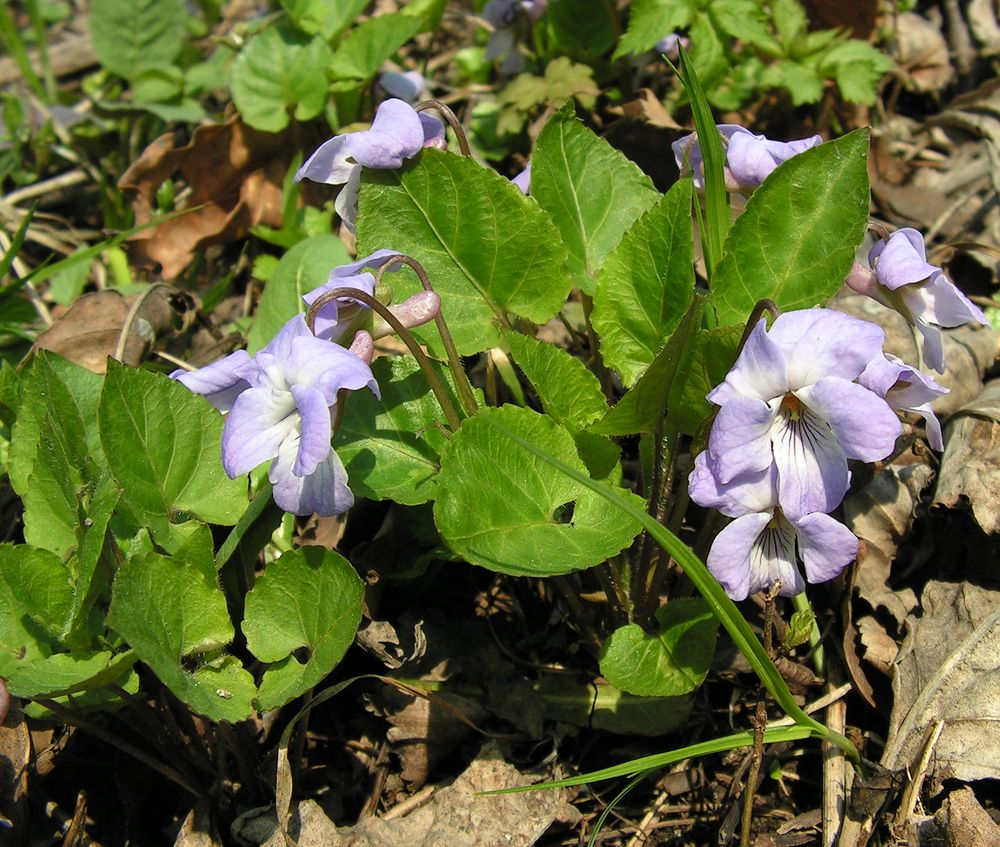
xmin=968 ymin=0 xmax=1000 ymax=50
xmin=857 ymin=615 xmax=899 ymax=675
xmin=934 ymin=381 xmax=1000 ymax=533
xmin=0 ymin=699 xmax=29 ymax=844
xmin=32 ymin=288 xmax=187 ymax=373
xmin=174 ymin=803 xmax=223 ymax=847
xmin=251 ymin=743 xmax=566 ymax=847
xmin=891 ymin=13 xmax=954 ymax=93
xmin=883 ymin=580 xmax=1000 ymax=789
xmin=802 ymin=0 xmax=877 ymax=38
xmin=119 ymin=119 xmax=292 ymax=279
xmin=933 ymin=786 xmax=1000 ymax=847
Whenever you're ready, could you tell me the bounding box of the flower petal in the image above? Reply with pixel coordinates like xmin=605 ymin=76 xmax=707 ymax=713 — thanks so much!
xmin=688 ymin=451 xmax=778 ymax=517
xmin=270 ymin=438 xmax=354 ymax=516
xmin=795 ymin=377 xmax=900 ymax=463
xmin=916 ymin=272 xmax=989 ymax=328
xmin=295 ymin=136 xmax=355 ymax=186
xmin=792 ymin=512 xmax=858 ymax=585
xmin=289 ymin=384 xmax=332 ymax=476
xmin=334 ymin=163 xmax=362 ymax=232
xmin=708 ymin=318 xmax=788 ymax=405
xmin=171 ymin=350 xmax=252 ymax=412
xmin=378 ymin=70 xmax=425 ymax=103
xmin=707 ymin=513 xmax=770 ymax=601
xmin=770 ymin=404 xmax=849 ymax=520
xmin=707 ymin=396 xmax=777 ymax=483
xmin=749 ymin=514 xmax=805 ymax=597
xmin=767 ymin=309 xmax=885 ymax=386
xmin=870 ymin=228 xmax=939 ymax=290
xmin=283 ymin=336 xmax=380 ymax=403
xmin=345 ymin=99 xmax=424 ymax=169
xmin=222 ymin=388 xmax=298 ymax=477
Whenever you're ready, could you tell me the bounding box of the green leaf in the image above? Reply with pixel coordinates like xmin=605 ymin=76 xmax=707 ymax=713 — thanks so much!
xmin=821 ymin=40 xmax=893 ymax=105
xmin=590 ymin=299 xmax=703 ymax=436
xmin=336 ymin=356 xmax=462 ymax=505
xmin=666 ymin=325 xmax=740 ymax=436
xmin=591 ymin=179 xmax=694 ymax=386
xmin=357 ymin=150 xmax=573 ymax=355
xmin=89 ymin=0 xmax=185 ymax=80
xmin=614 ymin=0 xmax=696 ymax=58
xmin=710 ymin=129 xmax=870 ymax=325
xmin=545 ymin=0 xmax=617 ymax=58
xmin=536 ymin=676 xmax=692 ymax=735
xmin=760 ymin=60 xmax=824 ymax=105
xmin=98 ymin=360 xmax=247 ymax=537
xmin=328 ymin=13 xmax=422 ymax=83
xmin=63 ymin=473 xmax=121 ymax=641
xmin=230 ymin=26 xmax=332 ymax=132
xmin=505 ymin=331 xmax=607 ymax=430
xmin=280 ymin=0 xmax=367 ymax=39
xmin=532 ymin=106 xmax=660 ymax=295
xmin=246 ymin=234 xmax=350 ymax=355
xmin=9 ymin=650 xmax=137 ymax=699
xmin=434 ymin=406 xmax=643 ymax=576
xmin=14 ymin=353 xmax=96 ymax=556
xmin=243 ymin=546 xmax=365 ymax=710
xmin=108 ymin=549 xmax=255 ymax=722
xmin=0 ymin=545 xmax=72 ymax=679
xmin=599 ymin=599 xmax=718 ymax=696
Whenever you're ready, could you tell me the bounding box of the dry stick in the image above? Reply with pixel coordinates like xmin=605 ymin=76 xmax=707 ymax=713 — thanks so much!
xmin=413 ymin=100 xmax=471 ymax=157
xmin=373 ymin=254 xmax=478 ymax=416
xmin=306 ymin=286 xmax=463 ymax=432
xmin=893 ymin=719 xmax=945 ymax=837
xmin=739 ymin=583 xmax=780 ymax=847
xmin=822 ymin=696 xmax=848 ymax=847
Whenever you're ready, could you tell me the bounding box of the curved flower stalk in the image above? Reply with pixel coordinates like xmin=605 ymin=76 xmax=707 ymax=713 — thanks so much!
xmin=173 ymin=316 xmax=379 ymax=516
xmin=689 ymin=459 xmax=858 ymax=600
xmin=702 ymin=309 xmax=901 ymax=522
xmin=845 ymin=227 xmax=989 ymax=373
xmin=295 ymin=99 xmax=445 ymax=231
xmin=672 ymin=124 xmax=822 ymax=192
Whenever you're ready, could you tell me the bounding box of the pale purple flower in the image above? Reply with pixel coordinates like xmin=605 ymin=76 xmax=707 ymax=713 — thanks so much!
xmin=703 ymin=309 xmax=901 ymax=521
xmin=483 ymin=0 xmax=547 ymax=74
xmin=295 ymin=99 xmax=445 ymax=231
xmin=690 ymin=456 xmax=858 ymax=600
xmin=859 ymin=352 xmax=949 ymax=451
xmin=378 ymin=70 xmax=426 ymax=104
xmin=170 ymin=350 xmax=251 ymax=411
xmin=655 ymin=33 xmax=689 ymax=60
xmin=511 ymin=162 xmax=531 ymax=194
xmin=672 ymin=124 xmax=822 ymax=191
xmin=845 ymin=228 xmax=989 ymax=373
xmin=174 ymin=316 xmax=379 ymax=516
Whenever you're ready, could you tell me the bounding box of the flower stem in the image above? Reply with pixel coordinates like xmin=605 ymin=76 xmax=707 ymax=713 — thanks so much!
xmin=306 ymin=287 xmax=464 ymax=432
xmin=374 ymin=254 xmax=479 ymax=417
xmin=414 ymin=100 xmax=472 ymax=157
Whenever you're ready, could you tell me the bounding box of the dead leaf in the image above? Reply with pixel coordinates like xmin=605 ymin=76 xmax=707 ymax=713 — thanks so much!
xmin=608 ymin=89 xmax=681 ymax=129
xmin=119 ymin=119 xmax=291 ymax=279
xmin=174 ymin=804 xmax=223 ymax=847
xmin=32 ymin=288 xmax=190 ymax=373
xmin=355 ymin=619 xmax=427 ymax=670
xmin=0 ymin=699 xmax=29 ymax=844
xmin=933 ymin=786 xmax=1000 ymax=847
xmin=802 ymin=0 xmax=877 ymax=38
xmin=883 ymin=580 xmax=1000 ymax=789
xmin=934 ymin=381 xmax=1000 ymax=533
xmin=891 ymin=13 xmax=954 ymax=93
xmin=857 ymin=615 xmax=899 ymax=675
xmin=251 ymin=742 xmax=567 ymax=847
xmin=968 ymin=0 xmax=1000 ymax=51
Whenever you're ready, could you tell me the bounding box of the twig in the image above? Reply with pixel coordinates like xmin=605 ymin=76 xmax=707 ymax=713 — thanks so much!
xmin=822 ymin=696 xmax=848 ymax=847
xmin=893 ymin=719 xmax=945 ymax=835
xmin=3 ymin=170 xmax=88 ymax=206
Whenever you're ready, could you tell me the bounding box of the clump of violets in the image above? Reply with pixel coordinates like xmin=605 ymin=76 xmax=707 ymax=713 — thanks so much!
xmin=846 ymin=227 xmax=989 ymax=373
xmin=689 ymin=309 xmax=905 ymax=600
xmin=672 ymin=124 xmax=822 ymax=192
xmin=483 ymin=0 xmax=547 ymax=74
xmin=173 ymin=252 xmax=441 ymax=516
xmin=295 ymin=99 xmax=445 ymax=231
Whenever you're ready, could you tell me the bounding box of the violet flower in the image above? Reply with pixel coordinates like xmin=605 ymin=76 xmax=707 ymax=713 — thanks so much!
xmin=301 ymin=250 xmax=441 ymax=343
xmin=672 ymin=124 xmax=822 ymax=191
xmin=690 ymin=456 xmax=858 ymax=600
xmin=703 ymin=309 xmax=901 ymax=521
xmin=845 ymin=228 xmax=989 ymax=373
xmin=295 ymin=99 xmax=445 ymax=231
xmin=511 ymin=162 xmax=531 ymax=195
xmin=859 ymin=352 xmax=949 ymax=451
xmin=483 ymin=0 xmax=547 ymax=74
xmin=173 ymin=316 xmax=379 ymax=516
xmin=655 ymin=33 xmax=689 ymax=61
xmin=171 ymin=350 xmax=251 ymax=412
xmin=378 ymin=70 xmax=426 ymax=104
